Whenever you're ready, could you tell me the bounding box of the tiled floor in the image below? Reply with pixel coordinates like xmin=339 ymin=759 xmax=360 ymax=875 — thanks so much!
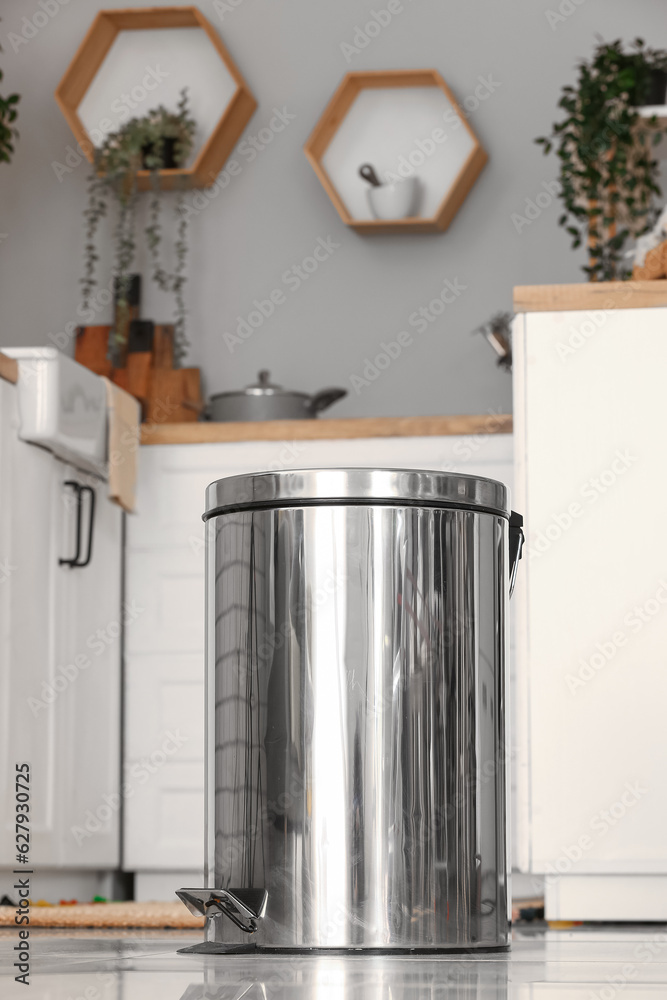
xmin=2 ymin=925 xmax=667 ymax=998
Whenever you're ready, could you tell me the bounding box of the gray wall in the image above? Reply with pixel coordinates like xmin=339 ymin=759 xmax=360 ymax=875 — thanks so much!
xmin=1 ymin=0 xmax=665 ymax=417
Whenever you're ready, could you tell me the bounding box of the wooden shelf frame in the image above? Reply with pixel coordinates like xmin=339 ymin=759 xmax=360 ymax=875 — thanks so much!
xmin=55 ymin=6 xmax=257 ymax=191
xmin=304 ymin=69 xmax=488 ymax=234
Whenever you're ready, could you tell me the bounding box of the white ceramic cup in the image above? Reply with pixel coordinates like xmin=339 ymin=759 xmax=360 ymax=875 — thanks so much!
xmin=367 ymin=177 xmax=420 ymax=220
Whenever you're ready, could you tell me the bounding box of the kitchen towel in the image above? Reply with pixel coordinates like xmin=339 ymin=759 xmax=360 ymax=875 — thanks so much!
xmin=103 ymin=377 xmax=140 ymax=513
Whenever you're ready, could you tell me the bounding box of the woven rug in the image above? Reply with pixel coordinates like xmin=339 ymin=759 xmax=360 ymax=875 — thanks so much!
xmin=0 ymin=901 xmax=204 ymax=929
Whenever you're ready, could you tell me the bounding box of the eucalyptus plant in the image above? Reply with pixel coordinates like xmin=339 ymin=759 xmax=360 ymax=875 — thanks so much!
xmin=81 ymin=88 xmax=196 ymax=363
xmin=536 ymin=38 xmax=667 ymax=281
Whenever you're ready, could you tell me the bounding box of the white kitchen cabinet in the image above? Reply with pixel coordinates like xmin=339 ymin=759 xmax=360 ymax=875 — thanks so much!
xmin=125 ymin=431 xmax=513 ymax=891
xmin=0 ymin=377 xmax=122 ymax=872
xmin=513 ymin=297 xmax=667 ymax=919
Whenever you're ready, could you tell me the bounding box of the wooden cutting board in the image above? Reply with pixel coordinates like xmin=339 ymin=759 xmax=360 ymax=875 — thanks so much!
xmin=75 ymin=326 xmax=113 ymax=376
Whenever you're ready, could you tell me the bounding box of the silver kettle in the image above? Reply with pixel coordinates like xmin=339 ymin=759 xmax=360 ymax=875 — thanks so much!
xmin=208 ymin=371 xmax=347 ymax=422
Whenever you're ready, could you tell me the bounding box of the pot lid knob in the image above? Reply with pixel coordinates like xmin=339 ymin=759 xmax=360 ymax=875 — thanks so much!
xmin=248 ymin=370 xmax=282 ymax=392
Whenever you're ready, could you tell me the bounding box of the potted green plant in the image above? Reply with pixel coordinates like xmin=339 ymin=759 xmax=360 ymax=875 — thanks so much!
xmin=536 ymin=38 xmax=667 ymax=281
xmin=81 ymin=88 xmax=196 ymax=364
xmin=0 ymin=36 xmax=19 ymax=164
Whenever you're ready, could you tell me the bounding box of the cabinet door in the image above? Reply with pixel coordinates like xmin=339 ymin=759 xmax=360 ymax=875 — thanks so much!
xmin=0 ymin=440 xmax=121 ymax=868
xmin=0 ymin=390 xmax=60 ymax=866
xmin=52 ymin=465 xmax=122 ymax=867
xmin=514 ymin=306 xmax=667 ymax=874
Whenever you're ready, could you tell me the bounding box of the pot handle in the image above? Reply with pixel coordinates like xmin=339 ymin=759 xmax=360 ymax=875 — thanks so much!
xmin=307 ymin=387 xmax=347 ymax=416
xmin=509 ymin=511 xmax=524 ymax=598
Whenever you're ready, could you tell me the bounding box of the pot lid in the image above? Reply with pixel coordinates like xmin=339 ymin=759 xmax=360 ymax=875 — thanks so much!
xmin=234 ymin=370 xmax=299 ymax=398
xmin=210 ymin=371 xmax=309 ymax=400
xmin=203 ymin=468 xmax=510 ymax=520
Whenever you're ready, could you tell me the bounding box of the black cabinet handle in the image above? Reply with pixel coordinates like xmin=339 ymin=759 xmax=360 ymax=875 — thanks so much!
xmin=59 ymin=481 xmax=82 ymax=567
xmin=59 ymin=481 xmax=96 ymax=569
xmin=77 ymin=486 xmax=96 ymax=568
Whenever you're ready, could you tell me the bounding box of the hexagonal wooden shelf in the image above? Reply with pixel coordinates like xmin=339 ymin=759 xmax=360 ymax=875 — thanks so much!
xmin=55 ymin=6 xmax=256 ymax=191
xmin=304 ymin=69 xmax=487 ymax=234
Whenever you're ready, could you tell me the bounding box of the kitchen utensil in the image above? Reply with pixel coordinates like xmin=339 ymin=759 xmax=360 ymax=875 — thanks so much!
xmin=75 ymin=326 xmax=113 ymax=378
xmin=128 ymin=320 xmax=154 ymax=353
xmin=145 ymin=368 xmax=203 ymax=424
xmin=152 ymin=325 xmax=174 ymax=369
xmin=179 ymin=468 xmax=524 ymax=952
xmin=359 ymin=162 xmax=382 ymax=187
xmin=111 ymin=274 xmax=141 ymax=368
xmin=367 ymin=176 xmax=420 ymax=219
xmin=207 ymin=371 xmax=347 ymax=422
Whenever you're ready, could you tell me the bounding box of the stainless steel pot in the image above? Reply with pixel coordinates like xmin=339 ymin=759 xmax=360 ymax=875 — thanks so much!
xmin=179 ymin=469 xmax=523 ymax=953
xmin=208 ymin=371 xmax=347 ymax=422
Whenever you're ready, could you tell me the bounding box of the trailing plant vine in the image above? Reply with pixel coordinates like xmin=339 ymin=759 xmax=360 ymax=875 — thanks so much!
xmin=81 ymin=87 xmax=196 ymax=362
xmin=145 ymin=190 xmax=189 ymax=366
xmin=536 ymin=38 xmax=667 ymax=281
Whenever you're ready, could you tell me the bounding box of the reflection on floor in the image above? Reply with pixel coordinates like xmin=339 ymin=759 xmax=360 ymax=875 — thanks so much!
xmin=1 ymin=924 xmax=666 ymax=998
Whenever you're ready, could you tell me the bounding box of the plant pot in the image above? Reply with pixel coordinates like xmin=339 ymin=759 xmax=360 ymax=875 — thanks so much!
xmin=141 ymin=137 xmax=178 ymax=170
xmin=636 ymin=69 xmax=667 ymax=106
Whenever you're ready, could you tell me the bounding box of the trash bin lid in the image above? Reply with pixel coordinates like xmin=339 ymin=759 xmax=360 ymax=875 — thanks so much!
xmin=203 ymin=468 xmax=510 ymax=520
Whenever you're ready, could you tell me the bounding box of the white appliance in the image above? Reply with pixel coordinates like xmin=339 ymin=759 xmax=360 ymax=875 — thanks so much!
xmin=0 ymin=350 xmax=122 ymax=880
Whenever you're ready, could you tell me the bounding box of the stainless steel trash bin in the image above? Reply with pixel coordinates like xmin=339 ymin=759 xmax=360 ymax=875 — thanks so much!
xmin=179 ymin=469 xmax=523 ymax=952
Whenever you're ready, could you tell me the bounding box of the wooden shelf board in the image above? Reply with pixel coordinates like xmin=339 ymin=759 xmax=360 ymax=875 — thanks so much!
xmin=514 ymin=280 xmax=667 ymax=313
xmin=141 ymin=413 xmax=512 ymax=445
